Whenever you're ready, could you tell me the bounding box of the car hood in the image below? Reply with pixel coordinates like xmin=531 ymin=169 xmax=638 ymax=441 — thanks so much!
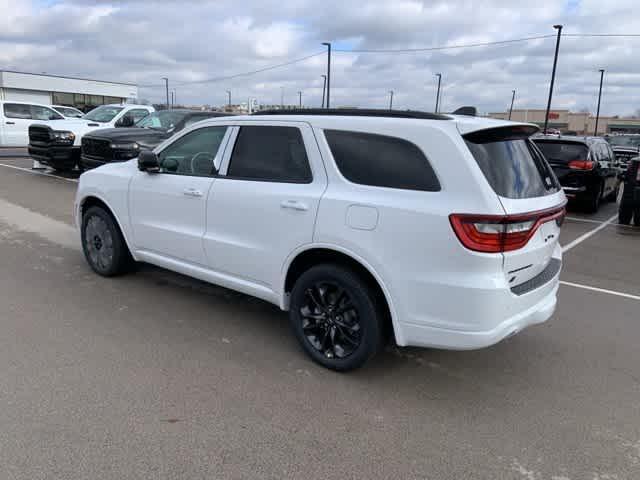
xmin=83 ymin=128 xmax=169 ymax=148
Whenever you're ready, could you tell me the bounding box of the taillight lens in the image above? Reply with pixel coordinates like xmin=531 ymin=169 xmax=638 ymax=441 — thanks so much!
xmin=568 ymin=160 xmax=594 ymax=170
xmin=450 ymin=206 xmax=566 ymax=253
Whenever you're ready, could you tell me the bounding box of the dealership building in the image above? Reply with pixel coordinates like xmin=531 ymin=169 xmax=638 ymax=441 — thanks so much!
xmin=0 ymin=70 xmax=138 ymax=112
xmin=488 ymin=109 xmax=640 ymax=135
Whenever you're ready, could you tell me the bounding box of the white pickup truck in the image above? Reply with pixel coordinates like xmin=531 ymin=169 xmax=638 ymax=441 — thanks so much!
xmin=0 ymin=101 xmax=67 ymax=147
xmin=28 ymin=104 xmax=154 ymax=171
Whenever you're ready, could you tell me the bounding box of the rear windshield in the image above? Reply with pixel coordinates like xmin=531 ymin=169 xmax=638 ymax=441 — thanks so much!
xmin=465 ymin=132 xmax=559 ymax=199
xmin=534 ymin=141 xmax=589 ymax=164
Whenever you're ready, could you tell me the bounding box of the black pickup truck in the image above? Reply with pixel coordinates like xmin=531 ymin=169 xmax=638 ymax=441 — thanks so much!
xmin=605 ymin=134 xmax=640 ymax=173
xmin=80 ymin=110 xmax=227 ymax=170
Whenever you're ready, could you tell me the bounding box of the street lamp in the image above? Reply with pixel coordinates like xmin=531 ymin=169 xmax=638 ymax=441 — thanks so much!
xmin=225 ymin=90 xmax=231 ymax=107
xmin=281 ymin=86 xmax=284 ymax=108
xmin=162 ymin=77 xmax=169 ymax=109
xmin=298 ymin=91 xmax=302 ymax=108
xmin=594 ymin=69 xmax=605 ymax=136
xmin=322 ymin=42 xmax=332 ymax=108
xmin=321 ymin=75 xmax=327 ymax=108
xmin=434 ymin=73 xmax=442 ymax=113
xmin=543 ymin=24 xmax=563 ymax=134
xmin=509 ymin=89 xmax=516 ymax=120
xmin=389 ymin=90 xmax=394 ymax=110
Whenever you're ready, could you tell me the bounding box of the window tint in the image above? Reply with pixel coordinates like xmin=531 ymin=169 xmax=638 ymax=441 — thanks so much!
xmin=227 ymin=126 xmax=312 ymax=183
xmin=31 ymin=105 xmax=63 ymax=121
xmin=4 ymin=103 xmax=32 ymax=119
xmin=158 ymin=126 xmax=227 ymax=177
xmin=533 ymin=140 xmax=590 ymax=166
xmin=466 ymin=137 xmax=559 ymax=199
xmin=324 ymin=130 xmax=440 ymax=191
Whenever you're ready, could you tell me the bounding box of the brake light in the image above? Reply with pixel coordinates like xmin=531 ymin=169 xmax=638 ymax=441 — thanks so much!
xmin=449 ymin=206 xmax=566 ymax=253
xmin=568 ymin=160 xmax=594 ymax=170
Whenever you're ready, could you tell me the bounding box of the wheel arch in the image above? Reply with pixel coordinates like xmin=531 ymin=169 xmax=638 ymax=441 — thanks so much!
xmin=79 ymin=194 xmax=137 ymax=260
xmin=281 ymin=245 xmax=403 ymax=345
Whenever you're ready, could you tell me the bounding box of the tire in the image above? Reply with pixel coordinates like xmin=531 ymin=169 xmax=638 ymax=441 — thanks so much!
xmin=606 ymin=183 xmax=619 ymax=202
xmin=81 ymin=206 xmax=133 ymax=276
xmin=289 ymin=264 xmax=384 ymax=371
xmin=586 ymin=184 xmax=603 ymax=213
xmin=634 ymin=208 xmax=640 ymax=227
xmin=619 ymin=204 xmax=633 ymax=225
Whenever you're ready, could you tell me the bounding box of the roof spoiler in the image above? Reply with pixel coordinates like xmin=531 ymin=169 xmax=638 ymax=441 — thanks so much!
xmin=452 ymin=106 xmax=477 ymax=116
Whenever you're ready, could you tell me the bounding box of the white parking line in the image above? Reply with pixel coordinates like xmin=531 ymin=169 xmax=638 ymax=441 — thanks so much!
xmin=561 ymin=213 xmax=619 ymax=252
xmin=0 ymin=162 xmax=79 ymax=183
xmin=560 ymin=280 xmax=640 ymax=301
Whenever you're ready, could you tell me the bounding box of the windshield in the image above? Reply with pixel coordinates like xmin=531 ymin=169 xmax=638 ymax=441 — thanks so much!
xmin=56 ymin=107 xmax=83 ymax=118
xmin=136 ymin=111 xmax=187 ymax=130
xmin=84 ymin=106 xmax=124 ymax=123
xmin=533 ymin=141 xmax=589 ymax=165
xmin=605 ymin=135 xmax=640 ymax=149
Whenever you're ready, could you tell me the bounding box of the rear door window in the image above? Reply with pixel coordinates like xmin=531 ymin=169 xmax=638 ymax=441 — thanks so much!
xmin=465 ymin=129 xmax=559 ymax=199
xmin=4 ymin=103 xmax=32 ymax=119
xmin=324 ymin=130 xmax=440 ymax=191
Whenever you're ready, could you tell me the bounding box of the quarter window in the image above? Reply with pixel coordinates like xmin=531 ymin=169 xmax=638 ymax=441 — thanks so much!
xmin=324 ymin=130 xmax=440 ymax=191
xmin=158 ymin=126 xmax=228 ymax=177
xmin=226 ymin=126 xmax=312 ymax=183
xmin=4 ymin=103 xmax=32 ymax=119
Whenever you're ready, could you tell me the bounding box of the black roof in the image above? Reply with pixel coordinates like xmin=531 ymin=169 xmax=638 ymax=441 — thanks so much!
xmin=253 ymin=108 xmax=450 ymax=121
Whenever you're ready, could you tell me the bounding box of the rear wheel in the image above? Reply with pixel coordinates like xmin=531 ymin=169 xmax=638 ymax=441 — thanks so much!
xmin=586 ymin=184 xmax=603 ymax=213
xmin=619 ymin=204 xmax=633 ymax=225
xmin=81 ymin=206 xmax=133 ymax=276
xmin=289 ymin=264 xmax=384 ymax=371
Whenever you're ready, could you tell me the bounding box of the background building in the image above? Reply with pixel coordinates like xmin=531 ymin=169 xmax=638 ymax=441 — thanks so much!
xmin=0 ymin=70 xmax=138 ymax=112
xmin=488 ymin=108 xmax=640 ymax=135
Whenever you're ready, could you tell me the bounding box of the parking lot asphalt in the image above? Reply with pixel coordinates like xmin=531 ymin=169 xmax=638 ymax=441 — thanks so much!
xmin=1 ymin=158 xmax=639 ymax=480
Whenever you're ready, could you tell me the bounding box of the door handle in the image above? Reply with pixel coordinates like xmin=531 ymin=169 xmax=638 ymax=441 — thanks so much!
xmin=183 ymin=188 xmax=203 ymax=197
xmin=5 ymin=121 xmax=15 ymax=125
xmin=280 ymin=200 xmax=308 ymax=211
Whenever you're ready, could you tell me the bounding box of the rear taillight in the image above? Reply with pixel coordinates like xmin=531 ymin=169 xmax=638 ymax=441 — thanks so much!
xmin=449 ymin=206 xmax=566 ymax=253
xmin=568 ymin=160 xmax=594 ymax=170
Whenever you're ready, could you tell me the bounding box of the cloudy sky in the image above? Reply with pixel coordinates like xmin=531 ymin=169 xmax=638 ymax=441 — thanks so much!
xmin=1 ymin=0 xmax=639 ymax=115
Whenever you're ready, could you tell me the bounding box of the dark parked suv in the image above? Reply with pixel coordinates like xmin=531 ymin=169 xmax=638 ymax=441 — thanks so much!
xmin=533 ymin=135 xmax=620 ymax=212
xmin=618 ymin=157 xmax=640 ymax=226
xmin=80 ymin=110 xmax=228 ymax=170
xmin=605 ymin=134 xmax=640 ymax=173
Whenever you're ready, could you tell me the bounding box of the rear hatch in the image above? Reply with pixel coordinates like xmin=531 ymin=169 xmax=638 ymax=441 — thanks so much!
xmin=460 ymin=126 xmax=566 ymax=289
xmin=533 ymin=139 xmax=591 ymax=186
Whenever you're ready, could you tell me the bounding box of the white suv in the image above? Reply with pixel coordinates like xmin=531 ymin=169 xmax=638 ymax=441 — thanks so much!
xmin=75 ymin=109 xmax=567 ymax=371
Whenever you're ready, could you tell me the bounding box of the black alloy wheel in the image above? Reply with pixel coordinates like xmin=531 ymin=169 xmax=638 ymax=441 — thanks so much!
xmin=289 ymin=264 xmax=384 ymax=371
xmin=81 ymin=206 xmax=133 ymax=276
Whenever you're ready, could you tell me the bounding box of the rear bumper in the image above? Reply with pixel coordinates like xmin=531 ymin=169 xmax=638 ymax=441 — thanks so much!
xmin=395 ymin=246 xmax=562 ymax=350
xmin=28 ymin=144 xmax=79 ymax=167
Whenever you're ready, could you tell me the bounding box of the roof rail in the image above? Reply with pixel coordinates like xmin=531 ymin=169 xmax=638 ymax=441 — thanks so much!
xmin=252 ymin=108 xmax=451 ymax=121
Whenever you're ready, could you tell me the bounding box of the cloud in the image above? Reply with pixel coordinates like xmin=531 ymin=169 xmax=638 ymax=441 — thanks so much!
xmin=1 ymin=0 xmax=639 ymax=115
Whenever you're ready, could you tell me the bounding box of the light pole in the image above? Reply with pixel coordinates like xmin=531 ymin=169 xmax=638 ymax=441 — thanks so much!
xmin=298 ymin=91 xmax=302 ymax=108
xmin=321 ymin=75 xmax=327 ymax=108
xmin=594 ymin=69 xmax=605 ymax=136
xmin=173 ymin=89 xmax=176 ymax=107
xmin=434 ymin=73 xmax=442 ymax=113
xmin=322 ymin=42 xmax=331 ymax=108
xmin=543 ymin=24 xmax=563 ymax=134
xmin=226 ymin=90 xmax=231 ymax=107
xmin=170 ymin=91 xmax=174 ymax=109
xmin=508 ymin=89 xmax=516 ymax=120
xmin=162 ymin=77 xmax=169 ymax=110
xmin=389 ymin=90 xmax=394 ymax=110
xmin=280 ymin=86 xmax=284 ymax=108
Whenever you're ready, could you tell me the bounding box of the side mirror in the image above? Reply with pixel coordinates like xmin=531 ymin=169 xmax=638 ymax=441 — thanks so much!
xmin=117 ymin=115 xmax=135 ymax=127
xmin=138 ymin=150 xmax=160 ymax=173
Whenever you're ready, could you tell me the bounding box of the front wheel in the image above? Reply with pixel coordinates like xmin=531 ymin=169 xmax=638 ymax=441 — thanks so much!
xmin=586 ymin=184 xmax=603 ymax=213
xmin=289 ymin=264 xmax=384 ymax=371
xmin=81 ymin=206 xmax=133 ymax=276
